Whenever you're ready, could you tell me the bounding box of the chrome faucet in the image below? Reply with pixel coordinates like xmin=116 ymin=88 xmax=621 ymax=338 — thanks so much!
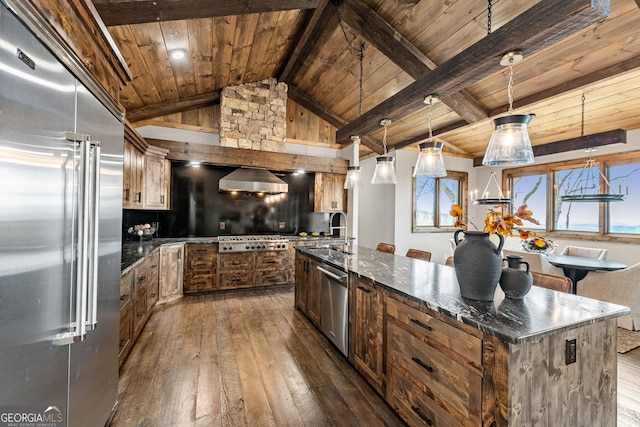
xmin=329 ymin=211 xmax=350 ymax=253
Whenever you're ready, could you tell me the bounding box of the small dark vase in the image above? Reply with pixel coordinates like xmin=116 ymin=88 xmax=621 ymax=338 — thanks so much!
xmin=499 ymin=255 xmax=533 ymax=299
xmin=453 ymin=230 xmax=505 ymax=301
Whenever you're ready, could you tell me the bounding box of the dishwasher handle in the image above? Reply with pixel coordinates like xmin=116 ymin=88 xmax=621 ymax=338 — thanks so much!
xmin=317 ymin=265 xmax=348 ymax=282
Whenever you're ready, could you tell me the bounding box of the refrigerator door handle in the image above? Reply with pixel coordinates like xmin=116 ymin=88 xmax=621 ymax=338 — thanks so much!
xmin=53 ymin=133 xmax=91 ymax=346
xmin=86 ymin=141 xmax=101 ymax=331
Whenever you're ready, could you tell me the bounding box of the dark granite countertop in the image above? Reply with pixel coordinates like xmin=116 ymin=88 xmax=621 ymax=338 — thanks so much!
xmin=121 ymin=236 xmax=347 ymax=274
xmin=297 ymin=245 xmax=629 ymax=344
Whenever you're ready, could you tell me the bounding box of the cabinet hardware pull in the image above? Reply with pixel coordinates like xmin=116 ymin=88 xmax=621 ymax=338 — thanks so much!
xmin=412 ymin=356 xmax=434 ymax=373
xmin=120 ymin=294 xmax=128 ymax=301
xmin=357 ymin=286 xmax=371 ymax=293
xmin=124 ymin=188 xmax=130 ymax=201
xmin=138 ymin=275 xmax=146 ymax=282
xmin=136 ymin=191 xmax=142 ymax=203
xmin=410 ymin=318 xmax=432 ymax=331
xmin=411 ymin=406 xmax=433 ymax=426
xmin=119 ymin=339 xmax=127 ymax=347
xmin=160 ymin=195 xmax=164 ymax=204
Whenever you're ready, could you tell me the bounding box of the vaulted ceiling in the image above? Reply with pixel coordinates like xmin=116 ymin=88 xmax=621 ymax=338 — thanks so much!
xmin=93 ymin=0 xmax=640 ymax=160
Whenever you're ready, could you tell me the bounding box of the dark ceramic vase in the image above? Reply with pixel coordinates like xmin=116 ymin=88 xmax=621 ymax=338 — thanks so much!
xmin=499 ymin=255 xmax=533 ymax=299
xmin=453 ymin=230 xmax=505 ymax=301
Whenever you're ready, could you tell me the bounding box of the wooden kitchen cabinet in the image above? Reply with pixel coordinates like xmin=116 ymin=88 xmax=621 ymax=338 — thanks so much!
xmin=385 ymin=293 xmax=483 ymax=427
xmin=184 ymin=244 xmax=218 ymax=293
xmin=255 ymin=251 xmax=288 ymax=286
xmin=159 ymin=243 xmax=184 ymax=303
xmin=294 ymin=252 xmax=322 ymax=327
xmin=314 ymin=172 xmax=346 ymax=212
xmin=142 ymin=145 xmax=170 ymax=210
xmin=350 ymin=276 xmax=385 ymax=395
xmin=119 ymin=269 xmax=134 ymax=367
xmin=122 ymin=139 xmax=143 ymax=208
xmin=218 ymin=252 xmax=254 ymax=289
xmin=145 ymin=251 xmax=160 ymax=308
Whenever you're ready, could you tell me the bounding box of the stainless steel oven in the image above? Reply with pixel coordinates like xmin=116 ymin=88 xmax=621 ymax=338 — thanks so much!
xmin=318 ymin=263 xmax=349 ymax=356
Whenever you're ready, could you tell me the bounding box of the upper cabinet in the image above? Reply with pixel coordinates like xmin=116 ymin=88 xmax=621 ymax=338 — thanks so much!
xmin=123 ymin=122 xmax=170 ymax=210
xmin=314 ymin=173 xmax=346 ymax=213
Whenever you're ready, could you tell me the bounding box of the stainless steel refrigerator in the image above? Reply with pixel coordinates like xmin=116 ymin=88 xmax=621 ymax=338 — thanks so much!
xmin=0 ymin=3 xmax=122 ymax=426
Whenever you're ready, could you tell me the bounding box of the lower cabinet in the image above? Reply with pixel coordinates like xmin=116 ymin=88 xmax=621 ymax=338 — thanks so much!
xmin=119 ymin=250 xmax=160 ymax=368
xmin=218 ymin=252 xmax=254 ymax=289
xmin=294 ymin=252 xmax=322 ymax=327
xmin=385 ymin=293 xmax=483 ymax=427
xmin=159 ymin=243 xmax=184 ymax=302
xmin=184 ymin=244 xmax=218 ymax=293
xmin=349 ymin=276 xmax=385 ymax=395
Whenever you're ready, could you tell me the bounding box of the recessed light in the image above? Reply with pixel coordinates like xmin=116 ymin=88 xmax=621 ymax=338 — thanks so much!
xmin=169 ymin=49 xmax=186 ymax=60
xmin=189 ymin=161 xmax=201 ymax=168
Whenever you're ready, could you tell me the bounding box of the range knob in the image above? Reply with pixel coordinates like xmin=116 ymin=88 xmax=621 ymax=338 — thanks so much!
xmin=245 ymin=245 xmax=250 ymax=250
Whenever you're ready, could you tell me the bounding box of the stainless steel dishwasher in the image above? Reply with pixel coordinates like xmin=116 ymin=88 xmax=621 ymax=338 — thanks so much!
xmin=318 ymin=263 xmax=349 ymax=356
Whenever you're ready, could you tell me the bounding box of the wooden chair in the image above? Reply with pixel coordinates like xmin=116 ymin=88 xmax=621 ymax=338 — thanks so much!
xmin=406 ymin=249 xmax=431 ymax=262
xmin=376 ymin=243 xmax=396 ymax=254
xmin=532 ymin=272 xmax=572 ymax=293
xmin=445 ymin=256 xmax=454 ymax=267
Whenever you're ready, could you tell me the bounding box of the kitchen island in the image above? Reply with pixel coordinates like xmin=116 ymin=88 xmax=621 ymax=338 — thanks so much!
xmin=296 ymin=245 xmax=629 ymax=427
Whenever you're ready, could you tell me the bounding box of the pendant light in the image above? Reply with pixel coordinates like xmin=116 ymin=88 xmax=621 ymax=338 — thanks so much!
xmin=482 ymin=50 xmax=535 ymax=166
xmin=559 ymin=95 xmax=626 ymax=202
xmin=345 ymin=45 xmax=365 ymax=189
xmin=414 ymin=95 xmax=446 ymax=177
xmin=371 ymin=119 xmax=396 ymax=185
xmin=472 ymin=169 xmax=513 ymax=205
xmin=344 ymin=137 xmax=362 ymax=189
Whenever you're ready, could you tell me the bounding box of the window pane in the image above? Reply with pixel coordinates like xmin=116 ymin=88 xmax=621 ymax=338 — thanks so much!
xmin=415 ymin=176 xmax=436 ymax=227
xmin=512 ymin=174 xmax=546 ymax=229
xmin=609 ymin=163 xmax=640 ymax=234
xmin=554 ymin=168 xmax=599 ymax=231
xmin=439 ymin=178 xmax=459 ymax=226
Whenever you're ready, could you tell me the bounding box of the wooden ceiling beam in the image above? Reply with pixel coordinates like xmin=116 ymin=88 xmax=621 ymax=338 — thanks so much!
xmin=339 ymin=0 xmax=487 ymax=123
xmin=287 ymin=84 xmax=384 ymax=153
xmin=335 ymin=0 xmax=610 ymax=144
xmin=94 ymin=0 xmax=321 ymax=26
xmin=472 ymin=129 xmax=627 ymax=166
xmin=279 ymin=0 xmax=335 ymax=83
xmin=126 ymin=91 xmax=220 ymax=123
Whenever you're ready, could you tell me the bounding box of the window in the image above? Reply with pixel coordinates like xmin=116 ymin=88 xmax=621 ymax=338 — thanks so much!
xmin=413 ymin=171 xmax=467 ymax=232
xmin=504 ymin=151 xmax=640 ymax=242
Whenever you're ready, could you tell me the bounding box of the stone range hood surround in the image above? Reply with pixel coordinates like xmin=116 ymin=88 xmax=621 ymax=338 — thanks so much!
xmin=220 ymin=78 xmax=288 ymax=152
xmin=218 ymin=166 xmax=288 ymax=194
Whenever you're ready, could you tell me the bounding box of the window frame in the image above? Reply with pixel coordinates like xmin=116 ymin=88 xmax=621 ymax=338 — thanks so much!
xmin=503 ymin=150 xmax=640 ymax=243
xmin=412 ymin=170 xmax=468 ymax=233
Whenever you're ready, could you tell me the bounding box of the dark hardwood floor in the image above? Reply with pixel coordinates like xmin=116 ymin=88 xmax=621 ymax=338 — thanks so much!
xmin=112 ymin=285 xmax=640 ymax=426
xmin=111 ymin=285 xmax=404 ymax=426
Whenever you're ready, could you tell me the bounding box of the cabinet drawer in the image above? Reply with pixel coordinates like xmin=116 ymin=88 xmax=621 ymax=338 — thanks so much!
xmin=255 ymin=251 xmax=284 ymax=269
xmin=188 ymin=256 xmax=216 ymax=272
xmin=184 ymin=273 xmax=215 ymax=292
xmin=386 ymin=295 xmax=482 ymax=367
xmin=147 ymin=252 xmax=159 ymax=280
xmin=120 ymin=270 xmax=133 ymax=309
xmin=388 ymin=366 xmax=465 ymax=427
xmin=187 ymin=245 xmax=218 ymax=257
xmin=387 ymin=321 xmax=481 ymax=425
xmin=219 ymin=271 xmax=254 ymax=289
xmin=219 ymin=253 xmax=254 ymax=271
xmin=255 ymin=268 xmax=287 ymax=286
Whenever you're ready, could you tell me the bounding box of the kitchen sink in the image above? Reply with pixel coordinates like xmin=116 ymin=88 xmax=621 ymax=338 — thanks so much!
xmin=306 ymin=247 xmax=349 ymax=259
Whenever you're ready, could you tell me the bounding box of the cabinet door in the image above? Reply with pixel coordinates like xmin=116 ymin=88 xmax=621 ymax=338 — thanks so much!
xmin=351 ymin=277 xmax=385 ymax=394
xmin=143 ymin=155 xmax=167 ymax=209
xmin=122 ymin=141 xmax=133 ymax=208
xmin=307 ymin=257 xmax=322 ymax=327
xmin=294 ymin=254 xmax=309 ymax=313
xmin=118 ymin=303 xmax=133 ymax=368
xmin=146 ymin=251 xmax=160 ymax=308
xmin=159 ymin=244 xmax=184 ymax=302
xmin=184 ymin=244 xmax=217 ymax=293
xmin=314 ymin=173 xmax=346 ymax=212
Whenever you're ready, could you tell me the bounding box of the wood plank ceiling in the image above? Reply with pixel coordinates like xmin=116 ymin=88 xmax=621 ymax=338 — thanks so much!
xmin=94 ymin=0 xmax=640 ymax=160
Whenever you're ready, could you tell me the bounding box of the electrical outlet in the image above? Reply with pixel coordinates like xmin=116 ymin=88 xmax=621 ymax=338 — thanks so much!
xmin=219 ymin=221 xmax=225 ymax=230
xmin=565 ymin=338 xmax=577 ymax=365
xmin=279 ymin=221 xmax=285 ymax=230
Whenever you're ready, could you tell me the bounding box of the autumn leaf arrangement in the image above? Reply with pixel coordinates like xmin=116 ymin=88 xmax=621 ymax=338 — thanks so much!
xmin=450 ymin=204 xmax=555 ymax=251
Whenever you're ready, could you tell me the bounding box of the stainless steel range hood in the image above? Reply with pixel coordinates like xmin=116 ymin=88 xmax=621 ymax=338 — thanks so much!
xmin=218 ymin=167 xmax=288 ymax=193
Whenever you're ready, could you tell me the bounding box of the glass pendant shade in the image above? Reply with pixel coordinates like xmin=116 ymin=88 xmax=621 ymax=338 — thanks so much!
xmin=413 ymin=141 xmax=446 ymax=177
xmin=483 ymin=114 xmax=535 ymax=166
xmin=371 ymin=156 xmax=397 ymax=184
xmin=344 ymin=166 xmax=362 ymax=189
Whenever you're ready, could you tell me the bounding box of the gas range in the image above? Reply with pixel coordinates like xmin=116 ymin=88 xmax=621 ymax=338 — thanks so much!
xmin=218 ymin=235 xmax=289 ymax=252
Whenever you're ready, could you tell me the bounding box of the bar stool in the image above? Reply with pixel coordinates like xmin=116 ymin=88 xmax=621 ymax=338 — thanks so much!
xmin=406 ymin=249 xmax=431 ymax=262
xmin=376 ymin=243 xmax=396 ymax=254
